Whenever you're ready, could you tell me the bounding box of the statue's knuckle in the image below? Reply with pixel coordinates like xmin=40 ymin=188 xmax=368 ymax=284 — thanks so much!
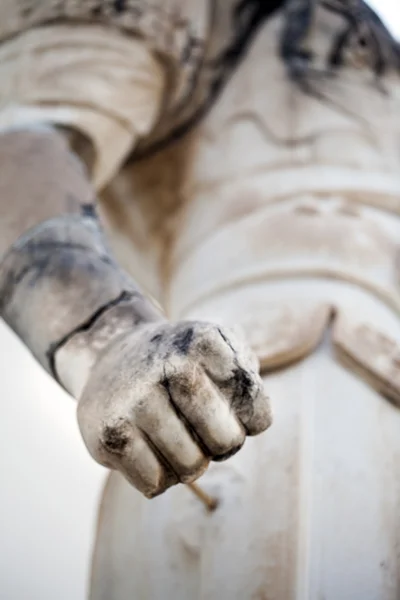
xmin=196 ymin=331 xmax=222 ymax=357
xmin=146 ymin=483 xmax=166 ymax=499
xmin=165 ymin=365 xmax=200 ymax=398
xmin=99 ymin=420 xmax=131 ymax=457
xmin=212 ymin=439 xmax=245 ymax=463
xmin=169 ymin=323 xmax=197 ymax=356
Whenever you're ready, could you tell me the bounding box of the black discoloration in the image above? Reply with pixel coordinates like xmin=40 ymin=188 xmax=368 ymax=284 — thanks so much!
xmin=102 ymin=423 xmax=130 ymax=454
xmin=232 ymin=366 xmax=254 ymax=399
xmin=217 ymin=327 xmax=256 ymax=426
xmin=81 ymin=203 xmax=97 ymax=219
xmin=114 ymin=0 xmax=126 ymax=13
xmin=47 ymin=290 xmax=135 ymax=381
xmin=146 ymin=331 xmax=165 ymax=363
xmin=280 ymin=0 xmax=315 ymax=82
xmin=28 ymin=239 xmax=94 ymax=259
xmin=329 ymin=22 xmax=354 ymax=68
xmin=0 ymin=238 xmax=114 ymax=311
xmin=91 ymin=5 xmax=102 ymax=16
xmin=229 ymin=367 xmax=256 ymax=428
xmin=150 ymin=333 xmax=163 ymax=344
xmin=217 ymin=327 xmax=235 ymax=353
xmin=217 ymin=329 xmax=255 ymax=405
xmin=213 ymin=442 xmax=244 ymax=462
xmin=1 ymin=241 xmax=84 ymax=308
xmin=172 ymin=327 xmax=195 ymax=355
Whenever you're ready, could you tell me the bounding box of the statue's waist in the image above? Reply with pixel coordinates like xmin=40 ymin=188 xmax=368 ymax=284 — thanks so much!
xmin=168 ymin=196 xmax=400 ymax=405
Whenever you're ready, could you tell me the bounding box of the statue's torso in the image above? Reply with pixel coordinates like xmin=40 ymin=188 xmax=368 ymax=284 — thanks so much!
xmin=92 ymin=10 xmax=400 ymax=600
xmin=106 ymin=9 xmax=400 ymax=398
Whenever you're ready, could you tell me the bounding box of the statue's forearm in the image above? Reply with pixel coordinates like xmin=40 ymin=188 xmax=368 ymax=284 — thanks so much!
xmin=0 ymin=127 xmax=163 ymax=397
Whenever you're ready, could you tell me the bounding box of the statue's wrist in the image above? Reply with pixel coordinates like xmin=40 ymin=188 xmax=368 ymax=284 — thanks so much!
xmin=55 ymin=294 xmax=165 ymax=399
xmin=0 ymin=210 xmax=164 ymax=395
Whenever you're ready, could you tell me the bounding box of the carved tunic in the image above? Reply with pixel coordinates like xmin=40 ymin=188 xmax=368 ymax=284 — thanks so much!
xmin=91 ymin=8 xmax=400 ymax=600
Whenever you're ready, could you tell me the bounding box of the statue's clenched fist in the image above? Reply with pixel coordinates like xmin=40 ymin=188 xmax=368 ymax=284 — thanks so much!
xmin=77 ymin=321 xmax=272 ymax=497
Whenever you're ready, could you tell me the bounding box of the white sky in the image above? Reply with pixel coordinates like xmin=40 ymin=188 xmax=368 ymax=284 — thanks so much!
xmin=369 ymin=0 xmax=400 ymax=39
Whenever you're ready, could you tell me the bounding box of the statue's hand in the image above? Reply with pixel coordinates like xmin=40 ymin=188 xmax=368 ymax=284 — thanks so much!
xmin=77 ymin=321 xmax=272 ymax=497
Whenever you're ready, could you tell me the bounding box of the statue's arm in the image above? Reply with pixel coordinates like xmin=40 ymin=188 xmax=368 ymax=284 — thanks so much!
xmin=0 ymin=126 xmax=271 ymax=497
xmin=0 ymin=126 xmax=161 ymax=394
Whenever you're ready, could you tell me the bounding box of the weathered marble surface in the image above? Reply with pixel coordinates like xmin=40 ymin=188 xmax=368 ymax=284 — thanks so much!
xmin=0 ymin=2 xmax=400 ymax=599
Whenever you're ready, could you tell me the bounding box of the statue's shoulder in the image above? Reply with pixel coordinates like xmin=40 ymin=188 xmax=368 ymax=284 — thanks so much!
xmin=0 ymin=1 xmax=201 ymax=54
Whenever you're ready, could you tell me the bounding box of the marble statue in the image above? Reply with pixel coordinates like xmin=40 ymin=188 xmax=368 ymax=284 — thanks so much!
xmin=0 ymin=1 xmax=399 ymax=599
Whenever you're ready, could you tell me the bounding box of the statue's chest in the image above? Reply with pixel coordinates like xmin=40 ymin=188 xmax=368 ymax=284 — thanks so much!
xmin=176 ymin=12 xmax=400 ymax=248
xmin=166 ymin=11 xmax=400 ymax=306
